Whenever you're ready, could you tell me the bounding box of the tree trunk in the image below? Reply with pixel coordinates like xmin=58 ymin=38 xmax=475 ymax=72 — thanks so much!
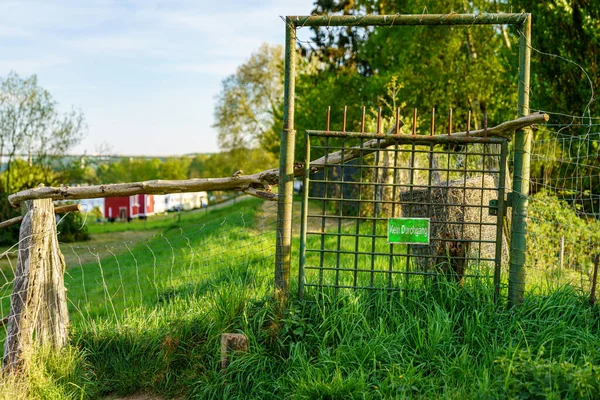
xmin=2 ymin=199 xmax=69 ymax=375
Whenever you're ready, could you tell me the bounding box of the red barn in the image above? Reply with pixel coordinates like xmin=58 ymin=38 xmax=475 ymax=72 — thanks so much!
xmin=105 ymin=194 xmax=156 ymax=221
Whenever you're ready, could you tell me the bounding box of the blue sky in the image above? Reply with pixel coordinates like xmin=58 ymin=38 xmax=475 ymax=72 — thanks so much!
xmin=0 ymin=0 xmax=314 ymax=156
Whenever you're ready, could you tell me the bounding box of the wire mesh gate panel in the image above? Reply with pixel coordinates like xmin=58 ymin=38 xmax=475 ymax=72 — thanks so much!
xmin=299 ymin=131 xmax=508 ymax=297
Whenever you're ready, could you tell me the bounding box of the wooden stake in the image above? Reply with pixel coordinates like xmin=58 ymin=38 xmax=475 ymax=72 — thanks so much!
xmin=590 ymin=255 xmax=599 ymax=306
xmin=559 ymin=236 xmax=564 ymax=270
xmin=220 ymin=333 xmax=248 ymax=369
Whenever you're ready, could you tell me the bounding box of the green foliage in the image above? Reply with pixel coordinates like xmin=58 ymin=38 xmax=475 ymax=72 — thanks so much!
xmin=527 ymin=191 xmax=600 ymax=274
xmin=213 ymin=44 xmax=284 ymax=157
xmin=0 ymin=345 xmax=99 ymax=400
xmin=511 ymin=0 xmax=599 ymax=116
xmin=92 ymin=153 xmax=275 ymax=184
xmin=188 ymin=149 xmax=276 ymax=179
xmin=299 ymin=0 xmax=518 ymax=139
xmin=494 ymin=350 xmax=600 ymax=399
xmin=96 ymin=157 xmax=162 ymax=183
xmin=57 ymin=209 xmax=90 ymax=243
xmin=0 ymin=159 xmax=55 ymax=194
xmin=158 ymin=157 xmax=190 ymax=180
xmin=0 ymin=192 xmax=20 ymax=245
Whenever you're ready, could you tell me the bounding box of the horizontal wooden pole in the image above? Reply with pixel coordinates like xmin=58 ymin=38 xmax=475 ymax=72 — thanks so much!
xmin=8 ymin=173 xmax=281 ymax=206
xmin=289 ymin=13 xmax=529 ymax=27
xmin=0 ymin=203 xmax=81 ymax=229
xmin=7 ymin=113 xmax=548 ymax=206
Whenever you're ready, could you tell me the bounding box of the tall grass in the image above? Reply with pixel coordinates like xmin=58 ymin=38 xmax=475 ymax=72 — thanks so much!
xmin=2 ymin=198 xmax=600 ymax=399
xmin=61 ymin=280 xmax=600 ymax=399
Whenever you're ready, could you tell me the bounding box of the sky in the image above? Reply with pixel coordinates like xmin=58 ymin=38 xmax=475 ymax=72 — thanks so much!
xmin=0 ymin=0 xmax=315 ymax=156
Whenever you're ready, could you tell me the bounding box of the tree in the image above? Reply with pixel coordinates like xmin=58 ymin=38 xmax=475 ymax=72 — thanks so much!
xmin=96 ymin=158 xmax=162 ymax=183
xmin=510 ymin=0 xmax=599 ymax=117
xmin=159 ymin=157 xmax=190 ymax=180
xmin=301 ymin=0 xmax=517 ymax=136
xmin=0 ymin=72 xmax=85 ymax=245
xmin=0 ymin=72 xmax=85 ymax=193
xmin=213 ymin=44 xmax=284 ymax=157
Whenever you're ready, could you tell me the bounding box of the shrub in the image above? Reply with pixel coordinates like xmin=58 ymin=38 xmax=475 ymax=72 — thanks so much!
xmin=57 ymin=209 xmax=90 ymax=243
xmin=0 ymin=192 xmax=21 ymax=245
xmin=527 ymin=191 xmax=600 ymax=275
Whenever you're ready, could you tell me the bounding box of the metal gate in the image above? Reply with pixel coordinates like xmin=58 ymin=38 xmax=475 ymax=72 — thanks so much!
xmin=299 ymin=129 xmax=508 ymax=298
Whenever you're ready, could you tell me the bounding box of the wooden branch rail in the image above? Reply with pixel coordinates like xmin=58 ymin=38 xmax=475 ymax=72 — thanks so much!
xmin=0 ymin=204 xmax=82 ymax=229
xmin=7 ymin=113 xmax=548 ymax=206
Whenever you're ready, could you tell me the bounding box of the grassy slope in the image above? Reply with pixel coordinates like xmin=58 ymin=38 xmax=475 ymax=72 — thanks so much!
xmin=2 ymin=197 xmax=600 ymax=399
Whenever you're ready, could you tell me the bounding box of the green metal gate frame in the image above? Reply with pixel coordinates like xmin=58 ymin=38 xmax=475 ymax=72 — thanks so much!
xmin=299 ymin=131 xmax=509 ymax=299
xmin=276 ymin=13 xmax=532 ymax=307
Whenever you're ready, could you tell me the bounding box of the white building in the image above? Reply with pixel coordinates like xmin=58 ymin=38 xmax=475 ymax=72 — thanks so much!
xmin=165 ymin=193 xmax=182 ymax=211
xmin=153 ymin=194 xmax=166 ymax=214
xmin=165 ymin=192 xmax=207 ymax=211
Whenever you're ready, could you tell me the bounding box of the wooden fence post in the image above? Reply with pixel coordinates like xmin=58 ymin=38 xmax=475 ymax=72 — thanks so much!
xmin=2 ymin=199 xmax=69 ymax=374
xmin=559 ymin=236 xmax=565 ymax=270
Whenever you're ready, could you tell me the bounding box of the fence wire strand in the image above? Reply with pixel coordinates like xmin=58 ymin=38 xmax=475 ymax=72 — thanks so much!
xmin=522 ymin=118 xmax=600 ymax=294
xmin=0 ymin=199 xmax=278 ymax=356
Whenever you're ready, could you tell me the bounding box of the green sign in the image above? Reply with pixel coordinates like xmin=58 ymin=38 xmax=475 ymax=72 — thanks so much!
xmin=388 ymin=218 xmax=430 ymax=245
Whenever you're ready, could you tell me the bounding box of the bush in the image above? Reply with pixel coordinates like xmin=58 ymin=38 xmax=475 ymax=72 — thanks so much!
xmin=0 ymin=192 xmax=21 ymax=245
xmin=57 ymin=209 xmax=90 ymax=243
xmin=527 ymin=191 xmax=600 ymax=275
xmin=494 ymin=349 xmax=600 ymax=399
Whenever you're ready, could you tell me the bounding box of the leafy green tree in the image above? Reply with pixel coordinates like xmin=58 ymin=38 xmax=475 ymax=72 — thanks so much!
xmin=213 ymin=44 xmax=284 ymax=157
xmin=188 ymin=154 xmax=210 ymax=178
xmin=301 ymin=0 xmax=517 ymax=137
xmin=510 ymin=0 xmax=599 ymax=117
xmin=0 ymin=159 xmax=54 ymax=193
xmin=96 ymin=158 xmax=162 ymax=183
xmin=61 ymin=158 xmax=99 ymax=185
xmin=159 ymin=157 xmax=190 ymax=180
xmin=0 ymin=72 xmax=85 ymax=193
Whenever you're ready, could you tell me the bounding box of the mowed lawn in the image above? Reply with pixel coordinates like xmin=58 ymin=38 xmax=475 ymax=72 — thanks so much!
xmin=1 ymin=197 xmax=600 ymax=399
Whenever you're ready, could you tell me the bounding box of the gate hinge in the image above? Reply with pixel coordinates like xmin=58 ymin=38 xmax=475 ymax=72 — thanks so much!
xmin=489 ymin=199 xmax=499 ymax=216
xmin=489 ymin=195 xmax=511 ymax=217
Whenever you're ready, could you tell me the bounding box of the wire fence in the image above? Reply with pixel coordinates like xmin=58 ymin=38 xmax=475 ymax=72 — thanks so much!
xmin=0 ymin=199 xmax=278 ymax=355
xmin=0 ymin=120 xmax=598 ymax=366
xmin=525 ymin=115 xmax=600 ymax=297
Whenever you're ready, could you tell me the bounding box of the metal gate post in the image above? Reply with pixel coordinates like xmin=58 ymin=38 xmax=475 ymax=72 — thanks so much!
xmin=275 ymin=19 xmax=296 ymax=302
xmin=508 ymin=14 xmax=532 ymax=307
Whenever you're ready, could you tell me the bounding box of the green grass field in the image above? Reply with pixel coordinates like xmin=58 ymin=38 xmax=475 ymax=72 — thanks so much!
xmin=2 ymin=197 xmax=600 ymax=399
